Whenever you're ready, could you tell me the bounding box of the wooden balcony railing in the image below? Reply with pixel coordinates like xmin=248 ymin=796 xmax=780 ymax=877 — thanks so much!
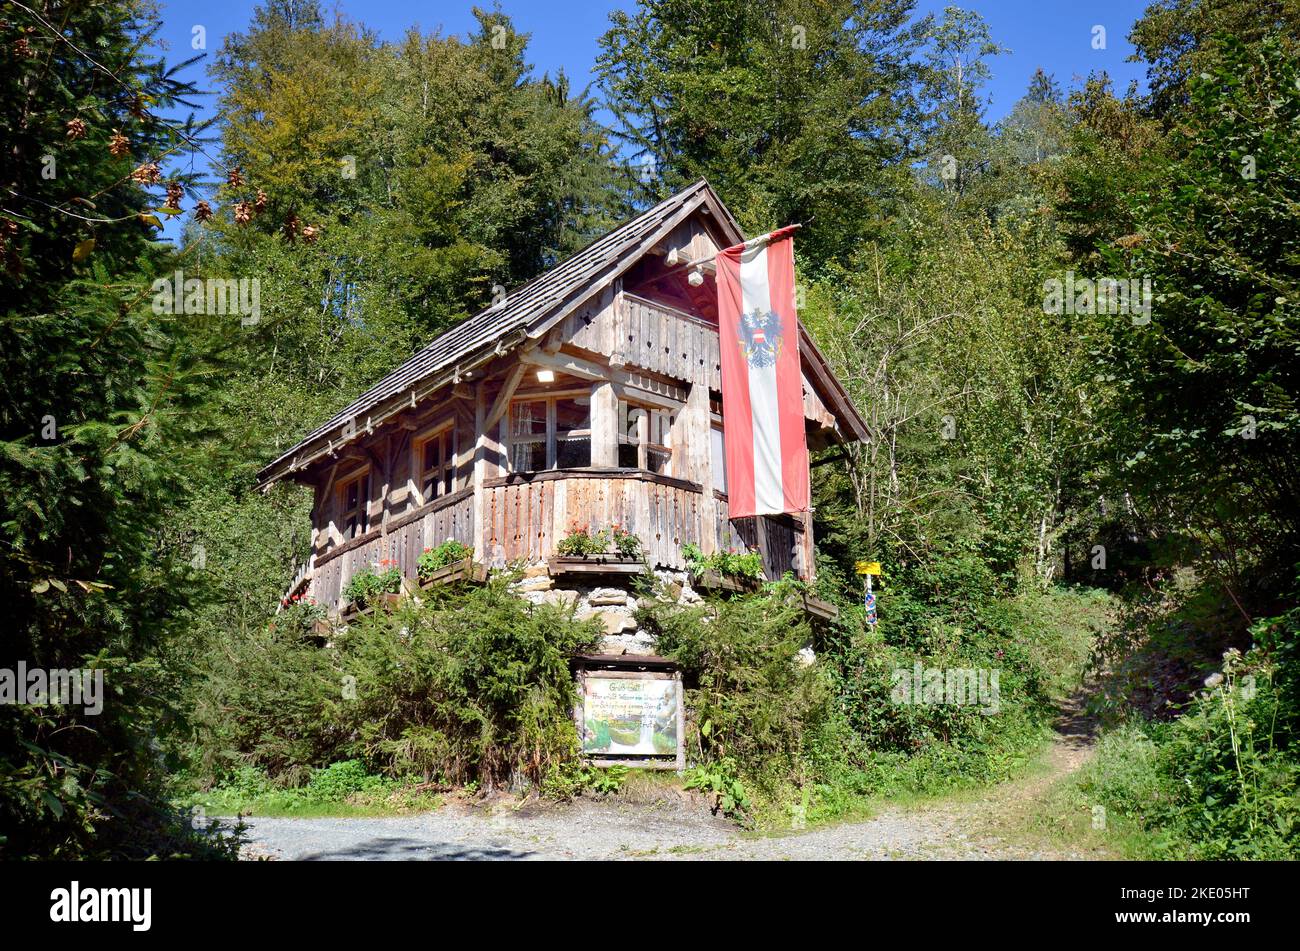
xmin=305 ymin=487 xmax=475 ymax=611
xmin=484 ymin=469 xmax=806 ymax=579
xmin=292 ymin=472 xmax=810 ymax=614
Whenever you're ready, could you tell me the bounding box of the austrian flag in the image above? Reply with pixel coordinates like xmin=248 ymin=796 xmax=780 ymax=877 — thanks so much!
xmin=715 ymin=226 xmax=809 ymax=518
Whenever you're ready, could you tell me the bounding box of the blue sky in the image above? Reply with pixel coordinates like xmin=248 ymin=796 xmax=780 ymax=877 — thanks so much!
xmin=149 ymin=0 xmax=1150 ymax=239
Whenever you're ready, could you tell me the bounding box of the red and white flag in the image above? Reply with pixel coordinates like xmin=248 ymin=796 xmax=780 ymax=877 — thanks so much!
xmin=715 ymin=226 xmax=809 ymax=518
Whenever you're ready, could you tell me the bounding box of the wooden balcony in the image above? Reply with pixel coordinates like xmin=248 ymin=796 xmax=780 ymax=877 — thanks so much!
xmin=482 ymin=468 xmax=809 ymax=579
xmin=302 ymin=487 xmax=475 ymax=611
xmin=291 ymin=471 xmax=812 ymax=614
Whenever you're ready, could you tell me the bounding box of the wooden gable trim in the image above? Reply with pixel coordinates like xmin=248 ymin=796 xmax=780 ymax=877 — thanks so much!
xmin=525 ymin=190 xmax=712 ymax=347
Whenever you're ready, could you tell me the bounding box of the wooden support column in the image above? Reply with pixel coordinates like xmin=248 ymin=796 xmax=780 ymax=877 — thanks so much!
xmin=682 ymin=382 xmax=718 ymax=554
xmin=472 ymin=379 xmax=505 ymax=562
xmin=801 ymin=509 xmax=816 ymax=582
xmin=590 ymin=380 xmax=618 ymax=467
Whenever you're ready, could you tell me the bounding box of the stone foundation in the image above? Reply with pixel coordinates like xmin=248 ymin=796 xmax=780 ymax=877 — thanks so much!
xmin=510 ymin=567 xmax=704 ymax=655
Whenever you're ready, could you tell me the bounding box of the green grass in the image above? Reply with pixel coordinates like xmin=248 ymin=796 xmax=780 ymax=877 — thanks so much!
xmin=182 ymin=760 xmax=444 ymax=818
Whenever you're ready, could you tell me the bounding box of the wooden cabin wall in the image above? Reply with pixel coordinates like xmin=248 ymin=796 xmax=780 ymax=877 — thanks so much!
xmin=301 ymin=384 xmax=485 ymax=601
xmin=560 ymin=291 xmax=838 ymax=435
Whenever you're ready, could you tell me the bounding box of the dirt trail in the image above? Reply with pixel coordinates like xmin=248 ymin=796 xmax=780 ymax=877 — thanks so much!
xmin=243 ymin=694 xmax=1106 ymax=861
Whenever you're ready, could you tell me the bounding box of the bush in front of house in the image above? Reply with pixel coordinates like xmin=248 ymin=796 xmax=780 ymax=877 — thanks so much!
xmin=680 ymin=542 xmax=764 ymax=582
xmin=186 ymin=577 xmax=602 ymax=792
xmin=638 ymin=561 xmax=1102 ymax=826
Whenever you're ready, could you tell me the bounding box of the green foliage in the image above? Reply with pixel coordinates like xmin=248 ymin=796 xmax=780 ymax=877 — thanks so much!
xmin=418 ymin=541 xmax=473 ymax=578
xmin=589 ymin=764 xmax=631 ymax=795
xmin=609 ymin=525 xmax=643 ymax=560
xmin=683 ymin=759 xmax=752 ymax=822
xmin=274 ymin=595 xmax=328 ymax=638
xmin=1096 ymin=37 xmax=1300 ymax=584
xmin=643 ymin=583 xmax=826 ymax=798
xmin=303 ymin=759 xmax=389 ymax=801
xmin=189 ymin=579 xmax=602 ymax=790
xmin=341 ymin=561 xmax=403 ymax=608
xmin=212 ymin=2 xmax=622 ymax=334
xmin=540 ymin=761 xmax=629 ymax=799
xmin=1079 ymin=592 xmax=1300 ymax=859
xmin=556 ymin=526 xmax=610 ymax=557
xmin=0 ymin=0 xmax=238 ymax=859
xmin=1128 ymin=0 xmax=1300 ymax=121
xmin=184 ymin=760 xmax=448 ymax=817
xmin=680 ymin=543 xmax=764 ymax=581
xmin=645 ymin=574 xmax=1103 ymax=825
xmin=597 ymin=0 xmax=931 ymax=268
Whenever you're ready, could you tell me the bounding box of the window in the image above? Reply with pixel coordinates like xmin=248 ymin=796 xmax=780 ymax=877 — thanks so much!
xmin=617 ymin=403 xmax=642 ymax=468
xmin=647 ymin=408 xmax=672 ymax=475
xmin=508 ymin=393 xmax=592 ymax=472
xmin=711 ymin=425 xmax=727 ymax=494
xmin=618 ymin=400 xmax=673 ymax=474
xmin=509 ymin=400 xmax=548 ymax=472
xmin=418 ymin=427 xmax=456 ymax=503
xmin=555 ymin=397 xmax=591 ymax=468
xmin=339 ymin=471 xmax=370 ymax=541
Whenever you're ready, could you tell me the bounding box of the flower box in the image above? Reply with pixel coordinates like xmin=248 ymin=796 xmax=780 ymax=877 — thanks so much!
xmin=548 ymin=554 xmax=647 ymax=576
xmin=419 ymin=556 xmax=485 ymax=588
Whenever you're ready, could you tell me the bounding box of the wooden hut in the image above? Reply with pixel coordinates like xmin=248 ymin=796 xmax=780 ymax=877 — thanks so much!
xmin=258 ymin=180 xmax=868 ymax=641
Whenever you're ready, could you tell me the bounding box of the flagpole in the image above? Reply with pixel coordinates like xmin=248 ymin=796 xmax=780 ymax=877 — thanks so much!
xmin=722 ymin=221 xmax=805 ymax=255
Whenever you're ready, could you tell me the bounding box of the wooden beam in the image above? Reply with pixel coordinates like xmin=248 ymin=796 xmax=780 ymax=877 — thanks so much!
xmin=484 ymin=363 xmax=527 ymax=430
xmin=518 ymin=348 xmax=605 ymax=381
xmin=472 ymin=385 xmax=489 ymax=562
xmin=542 ymin=324 xmax=565 ymax=355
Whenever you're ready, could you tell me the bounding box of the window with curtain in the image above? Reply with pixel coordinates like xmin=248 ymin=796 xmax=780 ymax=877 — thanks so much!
xmin=507 ymin=393 xmax=592 ymax=472
xmin=509 ymin=400 xmax=548 ymax=472
xmin=555 ymin=397 xmax=591 ymax=468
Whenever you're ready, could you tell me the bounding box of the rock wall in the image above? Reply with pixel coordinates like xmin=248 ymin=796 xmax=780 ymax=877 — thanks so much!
xmin=510 ymin=566 xmax=704 ymax=654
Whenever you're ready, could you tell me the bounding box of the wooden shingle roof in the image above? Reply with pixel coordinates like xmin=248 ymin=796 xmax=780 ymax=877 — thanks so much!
xmin=257 ymin=180 xmax=867 ymax=487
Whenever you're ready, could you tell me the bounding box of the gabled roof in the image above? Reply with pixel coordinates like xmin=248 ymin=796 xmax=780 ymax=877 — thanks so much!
xmin=258 ymin=180 xmax=867 ymax=487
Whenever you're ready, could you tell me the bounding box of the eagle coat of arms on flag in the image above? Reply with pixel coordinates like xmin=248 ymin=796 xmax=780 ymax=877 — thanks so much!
xmin=739 ymin=309 xmax=783 ymax=368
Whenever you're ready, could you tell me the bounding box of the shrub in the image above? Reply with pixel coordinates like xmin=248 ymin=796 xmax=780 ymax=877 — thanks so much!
xmin=681 ymin=542 xmax=763 ymax=581
xmin=273 ymin=595 xmax=328 ymax=638
xmin=683 ymin=758 xmax=753 ymax=823
xmin=190 ymin=577 xmax=602 ymax=790
xmin=1076 ymin=578 xmax=1300 ymax=859
xmin=642 ymin=561 xmax=1099 ymax=824
xmin=305 ymin=759 xmax=389 ymax=801
xmin=640 ymin=581 xmax=834 ymax=800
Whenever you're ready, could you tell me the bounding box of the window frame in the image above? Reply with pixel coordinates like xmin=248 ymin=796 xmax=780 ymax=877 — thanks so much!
xmin=710 ymin=420 xmax=727 ymax=496
xmin=505 ymin=388 xmax=593 ymax=474
xmin=618 ymin=399 xmax=674 ymax=476
xmin=413 ymin=420 xmax=458 ymax=505
xmin=336 ymin=467 xmax=371 ymax=543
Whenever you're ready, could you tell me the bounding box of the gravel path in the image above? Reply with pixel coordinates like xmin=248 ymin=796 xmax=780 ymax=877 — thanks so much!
xmin=243 ymin=695 xmax=1104 ymax=862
